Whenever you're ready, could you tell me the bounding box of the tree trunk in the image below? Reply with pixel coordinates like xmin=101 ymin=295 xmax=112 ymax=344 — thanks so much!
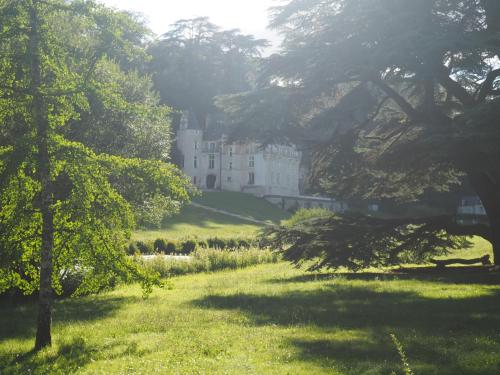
xmin=29 ymin=1 xmax=55 ymax=351
xmin=469 ymin=171 xmax=500 ymax=266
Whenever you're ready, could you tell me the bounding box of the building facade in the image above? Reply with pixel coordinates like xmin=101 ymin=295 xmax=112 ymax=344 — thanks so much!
xmin=176 ymin=112 xmax=301 ymax=197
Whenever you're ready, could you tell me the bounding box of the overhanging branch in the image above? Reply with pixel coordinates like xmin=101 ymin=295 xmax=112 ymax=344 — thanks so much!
xmin=477 ymin=68 xmax=500 ymax=102
xmin=370 ymin=77 xmax=423 ymax=123
xmin=437 ymin=66 xmax=476 ymax=106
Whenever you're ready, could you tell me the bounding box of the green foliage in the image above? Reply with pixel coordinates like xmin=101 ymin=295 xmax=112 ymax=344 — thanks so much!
xmin=67 ymin=59 xmax=174 ymax=162
xmin=390 ymin=334 xmax=414 ymax=375
xmin=149 ymin=17 xmax=268 ymax=120
xmin=284 ymin=208 xmax=332 ymax=227
xmin=138 ymin=248 xmax=280 ymax=277
xmin=262 ymin=211 xmax=471 ymax=271
xmin=0 ymin=0 xmax=193 ymax=297
xmin=130 ymin=236 xmax=256 ymax=256
xmin=127 ymin=242 xmax=139 ymax=256
xmin=166 ymin=241 xmax=178 ymax=255
xmin=220 ymin=0 xmax=500 ymax=265
xmin=197 ymin=239 xmax=209 ymax=249
xmin=219 ymin=0 xmax=500 ymax=201
xmin=135 ymin=241 xmax=154 ymax=256
xmin=207 ymin=237 xmax=228 ymax=250
xmin=153 ymin=239 xmax=167 ymax=254
xmin=181 ymin=240 xmax=197 ymax=255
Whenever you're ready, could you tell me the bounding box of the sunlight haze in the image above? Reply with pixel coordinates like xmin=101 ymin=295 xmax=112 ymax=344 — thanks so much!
xmin=100 ymin=0 xmax=281 ymax=49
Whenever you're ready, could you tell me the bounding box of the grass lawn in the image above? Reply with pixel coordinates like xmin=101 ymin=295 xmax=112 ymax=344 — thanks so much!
xmin=132 ymin=191 xmax=289 ymax=241
xmin=132 ymin=205 xmax=262 ymax=241
xmin=2 ymin=262 xmax=500 ymax=374
xmin=194 ymin=191 xmax=291 ymax=224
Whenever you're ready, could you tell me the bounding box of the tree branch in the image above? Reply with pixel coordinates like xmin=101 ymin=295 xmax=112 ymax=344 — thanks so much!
xmin=370 ymin=78 xmax=423 ymax=123
xmin=477 ymin=68 xmax=500 ymax=102
xmin=436 ymin=66 xmax=476 ymax=106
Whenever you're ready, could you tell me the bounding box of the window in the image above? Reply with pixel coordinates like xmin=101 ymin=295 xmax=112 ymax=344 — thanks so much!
xmin=194 ymin=141 xmax=198 ymax=150
xmin=248 ymin=172 xmax=255 ymax=185
xmin=193 ymin=176 xmax=197 ymax=185
xmin=229 ymin=147 xmax=233 ymax=157
xmin=276 ymin=173 xmax=280 ymax=185
xmin=209 ymin=154 xmax=215 ymax=169
xmin=248 ymin=155 xmax=255 ymax=168
xmin=194 ymin=156 xmax=197 ymax=169
xmin=227 ymin=176 xmax=232 ymax=182
xmin=209 ymin=142 xmax=216 ymax=152
xmin=229 ymin=161 xmax=233 ymax=170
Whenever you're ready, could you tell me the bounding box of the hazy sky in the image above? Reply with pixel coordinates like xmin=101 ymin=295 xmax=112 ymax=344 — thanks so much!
xmin=100 ymin=0 xmax=281 ymax=49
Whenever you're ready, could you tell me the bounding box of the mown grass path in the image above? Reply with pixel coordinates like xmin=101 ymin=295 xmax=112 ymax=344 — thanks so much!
xmin=1 ymin=263 xmax=500 ymax=374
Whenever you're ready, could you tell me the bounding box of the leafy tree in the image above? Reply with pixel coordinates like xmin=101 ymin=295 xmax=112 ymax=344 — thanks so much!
xmin=149 ymin=17 xmax=268 ymax=125
xmin=221 ymin=0 xmax=500 ymax=265
xmin=0 ymin=0 xmax=192 ymax=350
xmin=66 ymin=59 xmax=173 ymax=162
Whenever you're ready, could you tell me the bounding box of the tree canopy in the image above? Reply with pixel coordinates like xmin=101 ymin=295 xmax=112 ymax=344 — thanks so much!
xmin=0 ymin=0 xmax=192 ymax=349
xmin=149 ymin=17 xmax=269 ymax=125
xmin=220 ymin=0 xmax=500 ymax=266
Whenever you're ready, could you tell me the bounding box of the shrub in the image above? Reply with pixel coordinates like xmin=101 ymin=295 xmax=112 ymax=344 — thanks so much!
xmin=136 ymin=241 xmax=154 ymax=255
xmin=154 ymin=239 xmax=168 ymax=254
xmin=165 ymin=241 xmax=178 ymax=254
xmin=237 ymin=239 xmax=251 ymax=249
xmin=226 ymin=238 xmax=238 ymax=250
xmin=197 ymin=240 xmax=208 ymax=249
xmin=181 ymin=240 xmax=197 ymax=255
xmin=207 ymin=237 xmax=226 ymax=249
xmin=127 ymin=242 xmax=139 ymax=255
xmin=60 ymin=268 xmax=117 ymax=297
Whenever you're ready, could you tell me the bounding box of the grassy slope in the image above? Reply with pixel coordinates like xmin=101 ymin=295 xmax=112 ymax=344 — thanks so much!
xmin=194 ymin=191 xmax=291 ymax=223
xmin=133 ymin=205 xmax=261 ymax=241
xmin=2 ymin=263 xmax=500 ymax=375
xmin=133 ymin=192 xmax=290 ymax=241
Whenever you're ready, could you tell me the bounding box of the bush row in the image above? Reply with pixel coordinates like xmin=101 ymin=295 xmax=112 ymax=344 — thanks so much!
xmin=136 ymin=248 xmax=280 ymax=277
xmin=127 ymin=237 xmax=257 ymax=255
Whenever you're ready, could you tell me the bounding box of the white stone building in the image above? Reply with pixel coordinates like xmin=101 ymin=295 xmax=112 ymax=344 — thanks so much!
xmin=176 ymin=112 xmax=301 ymax=197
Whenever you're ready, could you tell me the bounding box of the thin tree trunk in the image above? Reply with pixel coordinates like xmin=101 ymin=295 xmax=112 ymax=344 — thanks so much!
xmin=469 ymin=171 xmax=500 ymax=266
xmin=28 ymin=1 xmax=55 ymax=351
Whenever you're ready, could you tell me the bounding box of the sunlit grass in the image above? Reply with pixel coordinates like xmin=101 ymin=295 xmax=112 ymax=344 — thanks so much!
xmin=132 ymin=205 xmax=262 ymax=241
xmin=194 ymin=191 xmax=290 ymax=223
xmin=1 ymin=262 xmax=500 ymax=374
xmin=132 ymin=191 xmax=290 ymax=241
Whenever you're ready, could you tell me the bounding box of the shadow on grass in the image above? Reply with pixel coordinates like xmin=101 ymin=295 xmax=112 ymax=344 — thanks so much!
xmin=0 ymin=295 xmax=136 ymax=341
xmin=192 ymin=284 xmax=500 ymax=374
xmin=267 ymin=266 xmax=500 ymax=285
xmin=3 ymin=338 xmax=95 ymax=375
xmin=2 ymin=337 xmax=152 ymax=375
